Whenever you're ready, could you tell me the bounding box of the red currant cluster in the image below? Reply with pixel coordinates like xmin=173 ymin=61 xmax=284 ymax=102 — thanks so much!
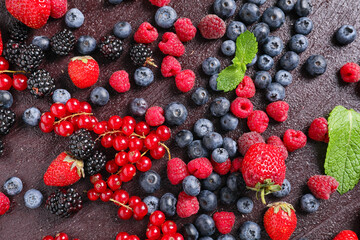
xmin=42 ymin=232 xmax=79 ymax=240
xmin=0 ymin=57 xmax=28 ymax=91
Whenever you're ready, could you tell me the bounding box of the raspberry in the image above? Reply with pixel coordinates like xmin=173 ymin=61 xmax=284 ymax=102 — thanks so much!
xmin=266 ymin=101 xmax=289 ymax=122
xmin=230 ymin=97 xmax=254 ymax=118
xmin=145 ymin=106 xmax=165 ymax=127
xmin=267 ymin=136 xmax=288 ymax=160
xmin=307 ymin=175 xmax=339 ymax=200
xmin=175 ymin=70 xmax=195 ymax=93
xmin=158 ymin=32 xmax=185 ymax=57
xmin=109 ymin=70 xmax=130 ymax=93
xmin=187 ymin=158 xmax=213 ymax=179
xmin=211 ymin=158 xmax=231 ymax=175
xmin=333 ymin=230 xmax=359 ymax=240
xmin=213 ymin=212 xmax=235 ymax=235
xmin=0 ymin=192 xmax=10 ymax=215
xmin=167 ymin=158 xmax=189 ymax=185
xmin=237 ymin=131 xmax=265 ymax=156
xmin=176 ymin=191 xmax=199 ymax=218
xmin=198 ymin=15 xmax=226 ymax=39
xmin=134 ymin=22 xmax=158 ymax=44
xmin=230 ymin=157 xmax=243 ymax=173
xmin=161 ymin=56 xmax=181 ymax=77
xmin=247 ymin=110 xmax=269 ymax=133
xmin=283 ymin=129 xmax=307 ymax=152
xmin=174 ymin=18 xmax=197 ymax=42
xmin=308 ymin=117 xmax=329 ymax=143
xmin=340 ymin=62 xmax=360 ymax=83
xmin=149 ymin=0 xmax=170 ymax=7
xmin=236 ymin=76 xmax=256 ymax=99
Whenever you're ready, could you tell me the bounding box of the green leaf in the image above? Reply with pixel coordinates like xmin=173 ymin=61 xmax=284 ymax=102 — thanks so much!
xmin=235 ymin=30 xmax=258 ymax=65
xmin=216 ymin=62 xmax=246 ymax=92
xmin=324 ymin=106 xmax=360 ymax=194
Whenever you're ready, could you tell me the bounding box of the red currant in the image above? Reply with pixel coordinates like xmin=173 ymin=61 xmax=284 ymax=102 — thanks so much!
xmin=115 ymin=151 xmax=128 ymax=167
xmin=128 ymin=137 xmax=143 ymax=151
xmin=115 ymin=232 xmax=129 ymax=240
xmin=54 ymin=233 xmax=69 ymax=240
xmin=149 ymin=210 xmax=166 ymax=226
xmin=88 ymin=116 xmax=98 ymax=130
xmin=156 ymin=125 xmax=171 ymax=141
xmin=0 ymin=57 xmax=9 ymax=71
xmin=144 ymin=134 xmax=160 ymax=150
xmin=113 ymin=136 xmax=128 ymax=151
xmin=77 ymin=115 xmax=92 ymax=129
xmin=133 ymin=202 xmax=148 ymax=220
xmin=42 ymin=236 xmax=54 ymax=240
xmin=146 ymin=225 xmax=161 ymax=239
xmin=12 ymin=74 xmax=27 ymax=91
xmin=123 ymin=116 xmax=136 ymax=127
xmin=94 ymin=121 xmax=107 ymax=135
xmin=87 ymin=188 xmax=100 ymax=201
xmin=79 ymin=101 xmax=92 ymax=113
xmin=120 ymin=164 xmax=136 ymax=182
xmin=105 ymin=160 xmax=119 ymax=174
xmin=117 ymin=206 xmax=133 ymax=220
xmin=65 ymin=98 xmax=80 ymax=113
xmin=50 ymin=103 xmax=67 ymax=118
xmin=69 ymin=116 xmax=79 ymax=132
xmin=108 ymin=115 xmax=122 ymax=130
xmin=162 ymin=221 xmax=177 ymax=235
xmin=113 ymin=189 xmax=129 ymax=205
xmin=135 ymin=121 xmax=150 ymax=136
xmin=41 ymin=112 xmax=55 ymax=125
xmin=39 ymin=122 xmax=54 ymax=133
xmin=90 ymin=173 xmax=102 ymax=184
xmin=161 ymin=233 xmax=183 ymax=240
xmin=101 ymin=135 xmax=114 ymax=148
xmin=56 ymin=121 xmax=74 ymax=137
xmin=94 ymin=180 xmax=107 ymax=193
xmin=128 ymin=196 xmax=141 ymax=208
xmin=107 ymin=174 xmax=122 ymax=191
xmin=122 ymin=123 xmax=134 ymax=136
xmin=0 ymin=74 xmax=12 ymax=90
xmin=128 ymin=235 xmax=140 ymax=240
xmin=150 ymin=145 xmax=166 ymax=160
xmin=128 ymin=150 xmax=141 ymax=163
xmin=136 ymin=156 xmax=152 ymax=172
xmin=100 ymin=188 xmax=113 ymax=202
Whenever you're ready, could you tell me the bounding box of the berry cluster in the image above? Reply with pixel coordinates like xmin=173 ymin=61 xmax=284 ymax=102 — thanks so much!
xmin=145 ymin=211 xmax=183 ymax=240
xmin=42 ymin=233 xmax=79 ymax=240
xmin=0 ymin=56 xmax=28 ymax=91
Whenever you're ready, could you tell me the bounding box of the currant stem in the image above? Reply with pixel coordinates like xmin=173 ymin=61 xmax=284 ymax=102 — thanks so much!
xmin=54 ymin=112 xmax=93 ymax=125
xmin=0 ymin=70 xmax=27 ymax=74
xmin=145 ymin=58 xmax=158 ymax=68
xmin=141 ymin=150 xmax=149 ymax=157
xmin=109 ymin=198 xmax=133 ymax=211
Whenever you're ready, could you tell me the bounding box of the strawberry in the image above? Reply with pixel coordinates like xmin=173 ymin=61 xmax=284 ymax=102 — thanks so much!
xmin=6 ymin=0 xmax=51 ymax=29
xmin=264 ymin=202 xmax=297 ymax=240
xmin=307 ymin=175 xmax=339 ymax=200
xmin=68 ymin=56 xmax=99 ymax=89
xmin=213 ymin=212 xmax=235 ymax=234
xmin=0 ymin=30 xmax=3 ymax=55
xmin=333 ymin=230 xmax=359 ymax=240
xmin=0 ymin=192 xmax=10 ymax=216
xmin=50 ymin=0 xmax=67 ymax=19
xmin=44 ymin=152 xmax=85 ymax=187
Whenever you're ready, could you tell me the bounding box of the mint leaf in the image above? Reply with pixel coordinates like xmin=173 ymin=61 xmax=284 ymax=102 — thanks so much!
xmin=217 ymin=62 xmax=246 ymax=92
xmin=324 ymin=106 xmax=360 ymax=194
xmin=235 ymin=30 xmax=258 ymax=65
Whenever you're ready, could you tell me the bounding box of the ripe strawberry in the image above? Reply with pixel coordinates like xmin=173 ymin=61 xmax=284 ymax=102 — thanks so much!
xmin=50 ymin=0 xmax=67 ymax=19
xmin=0 ymin=30 xmax=3 ymax=55
xmin=264 ymin=202 xmax=297 ymax=240
xmin=0 ymin=192 xmax=10 ymax=216
xmin=333 ymin=230 xmax=359 ymax=240
xmin=6 ymin=0 xmax=51 ymax=29
xmin=307 ymin=175 xmax=339 ymax=200
xmin=213 ymin=212 xmax=235 ymax=234
xmin=68 ymin=56 xmax=99 ymax=89
xmin=44 ymin=152 xmax=85 ymax=187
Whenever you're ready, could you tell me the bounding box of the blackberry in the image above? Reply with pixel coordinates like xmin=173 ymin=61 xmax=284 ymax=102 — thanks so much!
xmin=99 ymin=35 xmax=123 ymax=60
xmin=0 ymin=140 xmax=4 ymax=156
xmin=85 ymin=151 xmax=107 ymax=176
xmin=68 ymin=129 xmax=95 ymax=160
xmin=27 ymin=69 xmax=56 ymax=98
xmin=9 ymin=22 xmax=29 ymax=42
xmin=50 ymin=29 xmax=76 ymax=56
xmin=4 ymin=40 xmax=23 ymax=63
xmin=0 ymin=108 xmax=16 ymax=135
xmin=130 ymin=44 xmax=157 ymax=67
xmin=45 ymin=188 xmax=82 ymax=218
xmin=14 ymin=44 xmax=44 ymax=72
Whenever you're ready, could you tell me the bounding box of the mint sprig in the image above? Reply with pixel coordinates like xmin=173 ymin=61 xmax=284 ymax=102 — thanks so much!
xmin=216 ymin=31 xmax=258 ymax=92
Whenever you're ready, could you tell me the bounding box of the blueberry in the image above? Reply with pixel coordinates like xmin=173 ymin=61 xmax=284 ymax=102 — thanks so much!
xmin=203 ymin=132 xmax=223 ymax=150
xmin=160 ymin=193 xmax=177 ymax=216
xmin=202 ymin=57 xmax=221 ymax=76
xmin=219 ymin=187 xmax=238 ymax=205
xmin=3 ymin=177 xmax=23 ymax=196
xmin=262 ymin=7 xmax=285 ymax=30
xmin=209 ymin=74 xmax=220 ymax=92
xmin=139 ymin=170 xmax=161 ymax=193
xmin=247 ymin=54 xmax=258 ymax=67
xmin=227 ymin=172 xmax=245 ymax=192
xmin=113 ymin=21 xmax=132 ymax=39
xmin=223 ymin=137 xmax=237 ymax=157
xmin=198 ymin=190 xmax=218 ymax=212
xmin=214 ymin=0 xmax=236 ymax=19
xmin=194 ymin=119 xmax=214 ymax=138
xmin=175 ymin=130 xmax=194 ymax=148
xmin=279 ymin=51 xmax=300 ymax=71
xmin=238 ymin=221 xmax=261 ymax=240
xmin=251 ymin=23 xmax=270 ymax=44
xmin=130 ymin=98 xmax=148 ymax=117
xmin=192 ymin=87 xmax=209 ymax=105
xmin=52 ymin=89 xmax=71 ymax=104
xmin=300 ymin=193 xmax=320 ymax=213
xmin=165 ymin=102 xmax=188 ymax=126
xmin=143 ymin=196 xmax=159 ymax=215
xmin=155 ymin=6 xmax=177 ymax=28
xmin=195 ymin=214 xmax=216 ymax=236
xmin=277 ymin=0 xmax=296 ymax=13
xmin=212 ymin=148 xmax=229 ymax=163
xmin=77 ymin=35 xmax=97 ymax=55
xmin=237 ymin=197 xmax=254 ymax=214
xmin=0 ymin=90 xmax=13 ymax=108
xmin=336 ymin=25 xmax=357 ymax=45
xmin=239 ymin=3 xmax=260 ymax=25
xmin=210 ymin=97 xmax=230 ymax=117
xmin=247 ymin=0 xmax=266 ymax=5
xmin=289 ymin=34 xmax=309 ymax=53
xmin=273 ymin=179 xmax=291 ymax=198
xmin=218 ymin=235 xmax=235 ymax=240
xmin=266 ymin=83 xmax=286 ymax=102
xmin=24 ymin=189 xmax=43 ymax=209
xmin=183 ymin=175 xmax=201 ymax=196
xmin=90 ymin=87 xmax=109 ymax=106
xmin=226 ymin=21 xmax=247 ymax=41
xmin=254 ymin=71 xmax=271 ymax=89
xmin=65 ymin=8 xmax=85 ymax=28
xmin=263 ymin=36 xmax=284 ymax=57
xmin=275 ymin=70 xmax=293 ymax=87
xmin=188 ymin=140 xmax=209 ymax=159
xmin=23 ymin=107 xmax=41 ymax=126
xmin=134 ymin=67 xmax=154 ymax=87
xmin=294 ymin=17 xmax=313 ymax=35
xmin=183 ymin=223 xmax=200 ymax=240
xmin=221 ymin=40 xmax=236 ymax=56
xmin=220 ymin=113 xmax=238 ymax=131
xmin=257 ymin=54 xmax=274 ymax=71
xmin=108 ymin=0 xmax=123 ymax=4
xmin=202 ymin=173 xmax=222 ymax=191
xmin=295 ymin=0 xmax=313 ymax=17
xmin=200 ymin=238 xmax=214 ymax=240
xmin=32 ymin=36 xmax=50 ymax=51
xmin=305 ymin=55 xmax=327 ymax=76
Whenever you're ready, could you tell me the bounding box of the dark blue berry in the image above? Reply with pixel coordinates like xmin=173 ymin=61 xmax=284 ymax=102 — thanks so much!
xmin=277 ymin=0 xmax=296 ymax=13
xmin=254 ymin=71 xmax=271 ymax=89
xmin=257 ymin=54 xmax=274 ymax=71
xmin=202 ymin=57 xmax=221 ymax=76
xmin=3 ymin=177 xmax=23 ymax=196
xmin=251 ymin=23 xmax=270 ymax=44
xmin=223 ymin=137 xmax=237 ymax=157
xmin=237 ymin=197 xmax=254 ymax=214
xmin=65 ymin=8 xmax=85 ymax=28
xmin=155 ymin=6 xmax=177 ymax=28
xmin=238 ymin=221 xmax=261 ymax=240
xmin=32 ymin=36 xmax=50 ymax=51
xmin=23 ymin=107 xmax=41 ymax=126
xmin=202 ymin=173 xmax=222 ymax=191
xmin=226 ymin=21 xmax=247 ymax=41
xmin=188 ymin=140 xmax=209 ymax=159
xmin=134 ymin=67 xmax=154 ymax=87
xmin=160 ymin=193 xmax=177 ymax=216
xmin=219 ymin=187 xmax=238 ymax=205
xmin=175 ymin=130 xmax=194 ymax=148
xmin=192 ymin=87 xmax=209 ymax=105
xmin=210 ymin=97 xmax=230 ymax=117
xmin=262 ymin=7 xmax=285 ymax=30
xmin=139 ymin=170 xmax=161 ymax=193
xmin=113 ymin=21 xmax=132 ymax=39
xmin=183 ymin=175 xmax=201 ymax=196
xmin=273 ymin=179 xmax=291 ymax=198
xmin=77 ymin=35 xmax=97 ymax=55
xmin=336 ymin=25 xmax=357 ymax=45
xmin=275 ymin=70 xmax=292 ymax=87
xmin=143 ymin=196 xmax=159 ymax=215
xmin=218 ymin=235 xmax=235 ymax=240
xmin=108 ymin=0 xmax=123 ymax=4
xmin=266 ymin=83 xmax=286 ymax=102
xmin=247 ymin=0 xmax=266 ymax=5
xmin=130 ymin=98 xmax=148 ymax=117
xmin=294 ymin=17 xmax=313 ymax=35
xmin=24 ymin=189 xmax=43 ymax=209
xmin=227 ymin=172 xmax=245 ymax=192
xmin=165 ymin=102 xmax=188 ymax=126
xmin=200 ymin=238 xmax=214 ymax=240
xmin=195 ymin=214 xmax=216 ymax=237
xmin=263 ymin=36 xmax=284 ymax=57
xmin=279 ymin=51 xmax=300 ymax=71
xmin=183 ymin=223 xmax=200 ymax=240
xmin=295 ymin=0 xmax=313 ymax=17
xmin=289 ymin=34 xmax=309 ymax=53
xmin=198 ymin=190 xmax=218 ymax=212
xmin=194 ymin=118 xmax=214 ymax=138
xmin=300 ymin=193 xmax=319 ymax=213
xmin=0 ymin=90 xmax=13 ymax=108
xmin=90 ymin=87 xmax=109 ymax=106
xmin=203 ymin=132 xmax=223 ymax=150
xmin=214 ymin=0 xmax=236 ymax=19
xmin=221 ymin=40 xmax=236 ymax=56
xmin=212 ymin=148 xmax=229 ymax=163
xmin=247 ymin=54 xmax=258 ymax=67
xmin=220 ymin=113 xmax=238 ymax=131
xmin=52 ymin=89 xmax=71 ymax=104
xmin=239 ymin=3 xmax=260 ymax=25
xmin=209 ymin=74 xmax=220 ymax=92
xmin=305 ymin=55 xmax=327 ymax=76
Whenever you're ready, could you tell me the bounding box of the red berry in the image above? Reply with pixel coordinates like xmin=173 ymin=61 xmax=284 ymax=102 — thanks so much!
xmin=136 ymin=156 xmax=152 ymax=172
xmin=149 ymin=210 xmax=165 ymax=226
xmin=115 ymin=151 xmax=129 ymax=167
xmin=150 ymin=145 xmax=166 ymax=160
xmin=50 ymin=103 xmax=67 ymax=118
xmin=283 ymin=129 xmax=307 ymax=152
xmin=162 ymin=221 xmax=177 ymax=234
xmin=267 ymin=136 xmax=288 ymax=160
xmin=128 ymin=150 xmax=141 ymax=163
xmin=123 ymin=116 xmax=136 ymax=127
xmin=133 ymin=202 xmax=148 ymax=219
xmin=42 ymin=236 xmax=54 ymax=240
xmin=238 ymin=131 xmax=265 ymax=156
xmin=122 ymin=123 xmax=135 ymax=136
xmin=230 ymin=97 xmax=253 ymax=118
xmin=55 ymin=233 xmax=68 ymax=240
xmin=175 ymin=70 xmax=196 ymax=93
xmin=146 ymin=106 xmax=165 ymax=127
xmin=340 ymin=62 xmax=360 ymax=83
xmin=113 ymin=190 xmax=129 ymax=205
xmin=187 ymin=157 xmax=213 ymax=179
xmin=156 ymin=125 xmax=171 ymax=141
xmin=0 ymin=74 xmax=12 ymax=90
xmin=198 ymin=14 xmax=226 ymax=39
xmin=158 ymin=32 xmax=185 ymax=57
xmin=94 ymin=180 xmax=107 ymax=193
xmin=39 ymin=121 xmax=54 ymax=133
xmin=145 ymin=133 xmax=160 ymax=150
xmin=116 ymin=232 xmax=129 ymax=240
xmin=161 ymin=56 xmax=182 ymax=77
xmin=77 ymin=115 xmax=92 ymax=129
xmin=113 ymin=136 xmax=129 ymax=151
xmin=65 ymin=98 xmax=81 ymax=113
xmin=108 ymin=115 xmax=123 ymax=130
xmin=149 ymin=0 xmax=170 ymax=7
xmin=118 ymin=206 xmax=133 ymax=220
xmin=56 ymin=121 xmax=74 ymax=137
xmin=107 ymin=174 xmax=122 ymax=191
xmin=94 ymin=121 xmax=108 ymax=135
xmin=236 ymin=76 xmax=256 ymax=99
xmin=88 ymin=116 xmax=98 ymax=130
xmin=167 ymin=158 xmax=189 ymax=185
xmin=90 ymin=173 xmax=102 ymax=184
xmin=79 ymin=101 xmax=92 ymax=113
xmin=41 ymin=112 xmax=55 ymax=125
xmin=247 ymin=110 xmax=269 ymax=133
xmin=211 ymin=158 xmax=232 ymax=175
xmin=12 ymin=74 xmax=28 ymax=91
xmin=134 ymin=22 xmax=158 ymax=44
xmin=101 ymin=135 xmax=114 ymax=148
xmin=230 ymin=157 xmax=243 ymax=173
xmin=128 ymin=196 xmax=141 ymax=208
xmin=213 ymin=211 xmax=235 ymax=235
xmin=129 ymin=137 xmax=143 ymax=151
xmin=176 ymin=191 xmax=199 ymax=218
xmin=266 ymin=101 xmax=289 ymax=122
xmin=146 ymin=225 xmax=161 ymax=239
xmin=333 ymin=230 xmax=358 ymax=240
xmin=307 ymin=175 xmax=339 ymax=200
xmin=161 ymin=233 xmax=184 ymax=240
xmin=135 ymin=121 xmax=150 ymax=136
xmin=308 ymin=117 xmax=329 ymax=143
xmin=100 ymin=189 xmax=113 ymax=202
xmin=0 ymin=192 xmax=10 ymax=215
xmin=120 ymin=164 xmax=136 ymax=182
xmin=174 ymin=17 xmax=197 ymax=42
xmin=105 ymin=160 xmax=119 ymax=173
xmin=0 ymin=57 xmax=9 ymax=71
xmin=128 ymin=235 xmax=140 ymax=240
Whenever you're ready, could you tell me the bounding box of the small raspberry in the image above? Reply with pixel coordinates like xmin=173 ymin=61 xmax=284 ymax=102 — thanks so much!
xmin=187 ymin=158 xmax=213 ymax=179
xmin=0 ymin=192 xmax=10 ymax=215
xmin=213 ymin=212 xmax=235 ymax=235
xmin=247 ymin=110 xmax=269 ymax=133
xmin=175 ymin=70 xmax=195 ymax=93
xmin=236 ymin=76 xmax=256 ymax=99
xmin=230 ymin=157 xmax=243 ymax=173
xmin=134 ymin=22 xmax=158 ymax=44
xmin=340 ymin=62 xmax=360 ymax=83
xmin=267 ymin=136 xmax=288 ymax=160
xmin=198 ymin=14 xmax=226 ymax=39
xmin=266 ymin=101 xmax=289 ymax=122
xmin=307 ymin=175 xmax=339 ymax=200
xmin=211 ymin=158 xmax=231 ymax=175
xmin=149 ymin=0 xmax=170 ymax=7
xmin=109 ymin=70 xmax=130 ymax=93
xmin=161 ymin=56 xmax=182 ymax=77
xmin=176 ymin=191 xmax=199 ymax=218
xmin=308 ymin=117 xmax=329 ymax=143
xmin=158 ymin=32 xmax=185 ymax=57
xmin=174 ymin=18 xmax=197 ymax=42
xmin=230 ymin=97 xmax=254 ymax=118
xmin=145 ymin=106 xmax=165 ymax=126
xmin=283 ymin=129 xmax=307 ymax=152
xmin=167 ymin=158 xmax=189 ymax=185
xmin=237 ymin=131 xmax=265 ymax=156
xmin=333 ymin=230 xmax=359 ymax=240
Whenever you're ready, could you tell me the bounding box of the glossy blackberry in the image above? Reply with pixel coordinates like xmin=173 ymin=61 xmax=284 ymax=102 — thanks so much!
xmin=68 ymin=129 xmax=95 ymax=160
xmin=4 ymin=40 xmax=23 ymax=63
xmin=0 ymin=108 xmax=16 ymax=135
xmin=45 ymin=188 xmax=83 ymax=218
xmin=50 ymin=29 xmax=76 ymax=56
xmin=14 ymin=44 xmax=44 ymax=72
xmin=27 ymin=70 xmax=56 ymax=98
xmin=0 ymin=140 xmax=3 ymax=156
xmin=130 ymin=44 xmax=156 ymax=67
xmin=85 ymin=151 xmax=107 ymax=176
xmin=9 ymin=22 xmax=29 ymax=42
xmin=99 ymin=35 xmax=123 ymax=60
